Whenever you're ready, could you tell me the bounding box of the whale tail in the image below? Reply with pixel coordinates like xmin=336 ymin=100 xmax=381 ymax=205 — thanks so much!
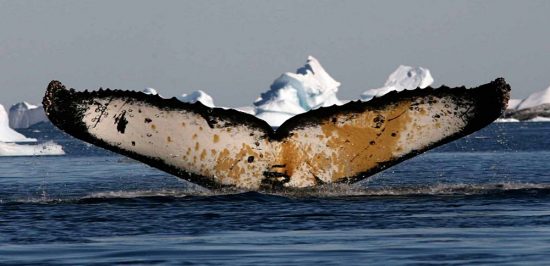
xmin=43 ymin=79 xmax=510 ymax=190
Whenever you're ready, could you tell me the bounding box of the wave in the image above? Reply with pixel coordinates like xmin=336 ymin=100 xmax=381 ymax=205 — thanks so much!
xmin=3 ymin=182 xmax=550 ymax=205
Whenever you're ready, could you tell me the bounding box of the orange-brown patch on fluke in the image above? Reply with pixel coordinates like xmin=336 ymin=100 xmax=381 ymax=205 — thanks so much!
xmin=151 ymin=124 xmax=156 ymax=130
xmin=213 ymin=134 xmax=220 ymax=143
xmin=195 ymin=142 xmax=200 ymax=151
xmin=200 ymin=149 xmax=207 ymax=160
xmin=213 ymin=148 xmax=241 ymax=185
xmin=167 ymin=136 xmax=172 ymax=143
xmin=212 ymin=144 xmax=261 ymax=186
xmin=278 ymin=140 xmax=316 ymax=184
xmin=281 ymin=101 xmax=413 ymax=184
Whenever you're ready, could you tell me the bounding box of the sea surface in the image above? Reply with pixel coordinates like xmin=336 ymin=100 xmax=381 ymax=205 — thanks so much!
xmin=1 ymin=122 xmax=549 ymax=265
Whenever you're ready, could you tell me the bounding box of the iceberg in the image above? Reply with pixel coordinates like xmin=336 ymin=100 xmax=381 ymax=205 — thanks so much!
xmin=361 ymin=65 xmax=434 ymax=101
xmin=495 ymin=118 xmax=519 ymax=123
xmin=8 ymin=102 xmax=48 ymax=129
xmin=0 ymin=141 xmax=65 ymax=156
xmin=142 ymin=87 xmax=215 ymax=108
xmin=254 ymin=56 xmax=342 ymax=127
xmin=142 ymin=87 xmax=159 ymax=95
xmin=527 ymin=116 xmax=550 ymax=122
xmin=177 ymin=90 xmax=215 ymax=108
xmin=515 ymin=85 xmax=550 ymax=110
xmin=234 ymin=106 xmax=256 ymax=115
xmin=0 ymin=104 xmax=36 ymax=142
xmin=507 ymin=99 xmax=522 ymax=110
xmin=504 ymin=85 xmax=550 ymax=121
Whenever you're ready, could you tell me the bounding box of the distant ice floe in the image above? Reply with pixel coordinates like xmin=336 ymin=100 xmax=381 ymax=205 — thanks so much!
xmin=505 ymin=85 xmax=550 ymax=121
xmin=143 ymin=87 xmax=216 ymax=108
xmin=253 ymin=56 xmax=343 ymax=126
xmin=515 ymin=86 xmax=550 ymax=110
xmin=134 ymin=57 xmax=436 ymax=127
xmin=0 ymin=141 xmax=65 ymax=156
xmin=177 ymin=90 xmax=215 ymax=108
xmin=0 ymin=104 xmax=36 ymax=142
xmin=142 ymin=87 xmax=159 ymax=95
xmin=233 ymin=106 xmax=256 ymax=115
xmin=507 ymin=99 xmax=522 ymax=110
xmin=495 ymin=118 xmax=519 ymax=123
xmin=8 ymin=102 xmax=48 ymax=129
xmin=360 ymin=65 xmax=434 ymax=101
xmin=1 ymin=103 xmax=66 ymax=156
xmin=527 ymin=116 xmax=550 ymax=122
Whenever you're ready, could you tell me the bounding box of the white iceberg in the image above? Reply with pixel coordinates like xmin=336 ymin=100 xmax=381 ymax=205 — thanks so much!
xmin=527 ymin=116 xmax=550 ymax=122
xmin=515 ymin=85 xmax=550 ymax=110
xmin=234 ymin=106 xmax=256 ymax=115
xmin=0 ymin=104 xmax=36 ymax=142
xmin=254 ymin=56 xmax=342 ymax=127
xmin=507 ymin=99 xmax=522 ymax=110
xmin=361 ymin=65 xmax=434 ymax=101
xmin=142 ymin=87 xmax=216 ymax=108
xmin=0 ymin=141 xmax=65 ymax=156
xmin=495 ymin=118 xmax=519 ymax=123
xmin=8 ymin=102 xmax=48 ymax=129
xmin=142 ymin=88 xmax=159 ymax=95
xmin=177 ymin=90 xmax=215 ymax=108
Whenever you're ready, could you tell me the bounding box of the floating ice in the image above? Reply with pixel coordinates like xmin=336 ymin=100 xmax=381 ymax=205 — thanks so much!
xmin=527 ymin=116 xmax=550 ymax=122
xmin=254 ymin=56 xmax=342 ymax=127
xmin=361 ymin=65 xmax=434 ymax=101
xmin=507 ymin=99 xmax=522 ymax=110
xmin=8 ymin=102 xmax=48 ymax=129
xmin=0 ymin=104 xmax=36 ymax=142
xmin=0 ymin=141 xmax=65 ymax=156
xmin=177 ymin=90 xmax=215 ymax=108
xmin=515 ymin=85 xmax=550 ymax=110
xmin=142 ymin=87 xmax=215 ymax=108
xmin=234 ymin=106 xmax=256 ymax=115
xmin=495 ymin=118 xmax=519 ymax=123
xmin=142 ymin=88 xmax=158 ymax=95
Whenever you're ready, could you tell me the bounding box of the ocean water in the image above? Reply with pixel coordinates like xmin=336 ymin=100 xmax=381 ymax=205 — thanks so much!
xmin=1 ymin=122 xmax=550 ymax=265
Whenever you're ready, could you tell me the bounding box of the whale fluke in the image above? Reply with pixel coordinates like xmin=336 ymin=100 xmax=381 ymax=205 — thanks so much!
xmin=43 ymin=79 xmax=510 ymax=190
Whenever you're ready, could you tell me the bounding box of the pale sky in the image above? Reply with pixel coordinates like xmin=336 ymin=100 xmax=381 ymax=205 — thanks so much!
xmin=1 ymin=0 xmax=549 ymax=108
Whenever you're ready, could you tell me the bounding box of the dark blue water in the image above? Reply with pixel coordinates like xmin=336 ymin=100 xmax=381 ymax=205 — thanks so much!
xmin=1 ymin=122 xmax=550 ymax=265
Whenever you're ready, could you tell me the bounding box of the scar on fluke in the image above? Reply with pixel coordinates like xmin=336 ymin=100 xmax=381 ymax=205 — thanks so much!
xmin=114 ymin=111 xmax=128 ymax=134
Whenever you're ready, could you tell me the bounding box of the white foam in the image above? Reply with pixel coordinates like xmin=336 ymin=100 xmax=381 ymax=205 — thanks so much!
xmin=0 ymin=141 xmax=65 ymax=156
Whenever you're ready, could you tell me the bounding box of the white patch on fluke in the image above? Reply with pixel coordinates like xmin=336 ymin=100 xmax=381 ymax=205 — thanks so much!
xmin=81 ymin=99 xmax=274 ymax=189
